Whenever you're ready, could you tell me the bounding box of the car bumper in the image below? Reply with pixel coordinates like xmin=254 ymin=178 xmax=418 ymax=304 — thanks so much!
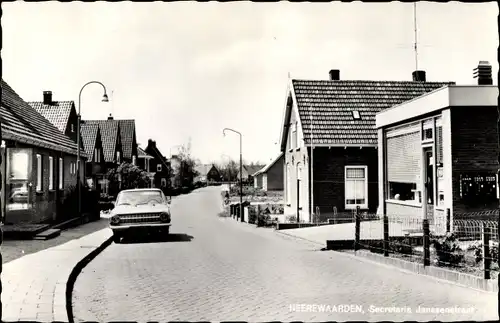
xmin=110 ymin=223 xmax=172 ymax=232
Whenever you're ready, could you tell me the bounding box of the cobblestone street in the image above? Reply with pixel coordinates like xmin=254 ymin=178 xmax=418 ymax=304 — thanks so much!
xmin=72 ymin=187 xmax=498 ymax=322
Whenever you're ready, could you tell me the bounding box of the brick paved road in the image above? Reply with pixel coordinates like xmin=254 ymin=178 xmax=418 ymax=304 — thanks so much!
xmin=72 ymin=187 xmax=498 ymax=322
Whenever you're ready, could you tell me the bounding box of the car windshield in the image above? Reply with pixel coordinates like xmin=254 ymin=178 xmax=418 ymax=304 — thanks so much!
xmin=115 ymin=191 xmax=164 ymax=206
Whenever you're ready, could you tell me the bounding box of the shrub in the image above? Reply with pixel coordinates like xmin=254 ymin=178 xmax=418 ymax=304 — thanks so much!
xmin=60 ymin=184 xmax=99 ymax=222
xmin=468 ymin=242 xmax=499 ymax=264
xmin=431 ymin=233 xmax=465 ymax=267
xmin=285 ymin=215 xmax=297 ymax=223
xmin=390 ymin=237 xmax=413 ymax=255
xmin=248 ymin=206 xmax=258 ymax=224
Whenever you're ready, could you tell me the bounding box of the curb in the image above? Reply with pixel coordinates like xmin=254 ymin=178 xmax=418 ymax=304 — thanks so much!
xmin=65 ymin=234 xmax=114 ymax=323
xmin=273 ymin=230 xmax=497 ymax=294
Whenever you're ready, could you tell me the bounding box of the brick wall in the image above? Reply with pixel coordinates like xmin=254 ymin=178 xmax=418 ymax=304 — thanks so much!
xmin=451 ymin=106 xmax=499 ymax=213
xmin=312 ymin=147 xmax=379 ymax=214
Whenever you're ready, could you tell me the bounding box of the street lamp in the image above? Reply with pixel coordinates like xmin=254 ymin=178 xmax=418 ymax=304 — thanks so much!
xmin=223 ymin=128 xmax=243 ymax=222
xmin=77 ymin=81 xmax=108 ymax=217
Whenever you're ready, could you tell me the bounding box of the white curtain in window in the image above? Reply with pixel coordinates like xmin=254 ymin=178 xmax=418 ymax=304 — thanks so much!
xmin=59 ymin=158 xmax=63 ymax=189
xmin=345 ymin=167 xmax=366 ymax=205
xmin=49 ymin=157 xmax=54 ymax=189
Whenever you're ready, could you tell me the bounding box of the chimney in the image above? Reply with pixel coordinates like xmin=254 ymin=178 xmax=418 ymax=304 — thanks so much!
xmin=43 ymin=91 xmax=52 ymax=105
xmin=412 ymin=70 xmax=426 ymax=82
xmin=148 ymin=139 xmax=156 ymax=148
xmin=329 ymin=69 xmax=340 ymax=81
xmin=473 ymin=61 xmax=493 ymax=85
xmin=107 ymin=113 xmax=113 ymax=120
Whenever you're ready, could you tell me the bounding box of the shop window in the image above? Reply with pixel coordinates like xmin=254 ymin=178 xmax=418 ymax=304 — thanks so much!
xmin=6 ymin=148 xmax=32 ymax=211
xmin=345 ymin=166 xmax=368 ymax=209
xmin=389 ymin=182 xmax=421 ymax=203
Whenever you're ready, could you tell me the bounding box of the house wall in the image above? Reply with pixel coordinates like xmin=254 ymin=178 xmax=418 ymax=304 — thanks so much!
xmin=284 ymin=101 xmax=310 ymax=222
xmin=266 ymin=154 xmax=284 ymax=191
xmin=311 ymin=147 xmax=379 ymax=215
xmin=451 ymin=106 xmax=499 ymax=214
xmin=65 ymin=107 xmax=79 ymax=143
xmin=3 ymin=141 xmax=78 ymax=224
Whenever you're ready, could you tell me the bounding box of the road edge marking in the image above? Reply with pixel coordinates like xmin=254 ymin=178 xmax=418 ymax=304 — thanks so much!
xmin=65 ymin=234 xmax=114 ymax=323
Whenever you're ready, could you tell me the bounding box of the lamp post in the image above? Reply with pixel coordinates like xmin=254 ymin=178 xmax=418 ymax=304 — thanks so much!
xmin=77 ymin=81 xmax=108 ymax=217
xmin=223 ymin=128 xmax=243 ymax=222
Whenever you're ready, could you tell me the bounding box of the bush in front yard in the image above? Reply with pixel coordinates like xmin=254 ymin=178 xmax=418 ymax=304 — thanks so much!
xmin=431 ymin=233 xmax=465 ymax=267
xmin=467 ymin=242 xmax=499 ymax=265
xmin=285 ymin=215 xmax=297 ymax=223
xmin=390 ymin=237 xmax=414 ymax=255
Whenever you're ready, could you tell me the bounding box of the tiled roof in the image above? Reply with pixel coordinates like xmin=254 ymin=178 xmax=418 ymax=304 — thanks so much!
xmin=117 ymin=120 xmax=136 ymax=159
xmin=245 ymin=165 xmax=265 ymax=176
xmin=195 ymin=164 xmax=213 ymax=177
xmin=84 ymin=120 xmax=120 ymax=162
xmin=1 ymin=79 xmax=79 ymax=155
xmin=138 ymin=146 xmax=153 ymax=158
xmin=28 ymin=101 xmax=74 ymax=133
xmin=80 ymin=122 xmax=99 ymax=160
xmin=290 ymin=79 xmax=454 ymax=145
xmin=254 ymin=153 xmax=283 ymax=175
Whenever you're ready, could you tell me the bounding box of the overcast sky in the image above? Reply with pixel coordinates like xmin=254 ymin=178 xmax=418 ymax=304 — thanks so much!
xmin=2 ymin=2 xmax=498 ymax=165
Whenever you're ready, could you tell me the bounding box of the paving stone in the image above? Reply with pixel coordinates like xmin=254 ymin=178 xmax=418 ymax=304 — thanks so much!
xmin=70 ymin=187 xmax=497 ymax=322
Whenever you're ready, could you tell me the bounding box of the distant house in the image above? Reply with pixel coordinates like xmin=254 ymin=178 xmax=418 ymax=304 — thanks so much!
xmin=195 ymin=164 xmax=221 ymax=183
xmin=237 ymin=165 xmax=264 ymax=183
xmin=145 ymin=139 xmax=170 ymax=190
xmin=376 ymin=63 xmax=498 ymax=234
xmin=279 ymin=69 xmax=453 ymax=223
xmin=1 ymin=79 xmax=82 ymax=224
xmin=79 ymin=122 xmax=105 ymax=190
xmin=84 ymin=116 xmax=123 ymax=194
xmin=137 ymin=146 xmax=155 ymax=187
xmin=253 ymin=153 xmax=284 ymax=191
xmin=116 ymin=119 xmax=138 ymax=165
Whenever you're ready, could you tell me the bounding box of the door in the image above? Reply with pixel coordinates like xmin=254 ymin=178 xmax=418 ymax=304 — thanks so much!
xmin=423 ymin=147 xmax=434 ymax=221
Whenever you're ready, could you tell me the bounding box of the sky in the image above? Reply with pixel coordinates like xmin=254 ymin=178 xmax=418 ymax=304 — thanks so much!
xmin=2 ymin=2 xmax=498 ymax=165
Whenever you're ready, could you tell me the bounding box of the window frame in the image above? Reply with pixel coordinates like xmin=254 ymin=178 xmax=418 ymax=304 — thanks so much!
xmin=157 ymin=163 xmax=162 ymax=172
xmin=36 ymin=154 xmax=43 ymax=192
xmin=49 ymin=156 xmax=54 ymax=190
xmin=59 ymin=157 xmax=64 ymax=189
xmin=344 ymin=165 xmax=368 ymax=210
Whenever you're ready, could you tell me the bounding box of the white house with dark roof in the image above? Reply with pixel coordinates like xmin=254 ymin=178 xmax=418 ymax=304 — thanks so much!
xmin=253 ymin=153 xmax=284 ymax=191
xmin=279 ymin=69 xmax=454 ymax=223
xmin=137 ymin=146 xmax=155 ymax=187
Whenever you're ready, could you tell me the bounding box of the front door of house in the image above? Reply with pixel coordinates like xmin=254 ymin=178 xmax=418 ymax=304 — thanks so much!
xmin=423 ymin=147 xmax=434 ymax=222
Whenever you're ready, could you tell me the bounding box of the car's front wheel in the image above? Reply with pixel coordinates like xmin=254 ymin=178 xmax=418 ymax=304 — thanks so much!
xmin=112 ymin=233 xmax=121 ymax=243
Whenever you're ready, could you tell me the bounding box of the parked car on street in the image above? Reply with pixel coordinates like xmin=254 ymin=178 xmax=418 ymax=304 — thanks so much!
xmin=109 ymin=188 xmax=171 ymax=243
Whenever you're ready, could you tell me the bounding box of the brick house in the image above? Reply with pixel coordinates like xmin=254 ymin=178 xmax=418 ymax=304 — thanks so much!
xmin=145 ymin=139 xmax=170 ymax=191
xmin=376 ymin=62 xmax=498 ymax=233
xmin=1 ymin=79 xmax=82 ymax=224
xmin=83 ymin=116 xmax=123 ymax=194
xmin=137 ymin=146 xmax=155 ymax=187
xmin=279 ymin=69 xmax=453 ymax=223
xmin=116 ymin=119 xmax=138 ymax=165
xmin=253 ymin=153 xmax=283 ymax=191
xmin=79 ymin=122 xmax=105 ymax=190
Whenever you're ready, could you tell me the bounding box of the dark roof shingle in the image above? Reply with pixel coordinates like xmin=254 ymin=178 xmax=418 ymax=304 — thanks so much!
xmin=80 ymin=123 xmax=99 ymax=159
xmin=117 ymin=120 xmax=136 ymax=159
xmin=84 ymin=120 xmax=120 ymax=162
xmin=291 ymin=79 xmax=454 ymax=145
xmin=1 ymin=79 xmax=79 ymax=155
xmin=28 ymin=101 xmax=74 ymax=133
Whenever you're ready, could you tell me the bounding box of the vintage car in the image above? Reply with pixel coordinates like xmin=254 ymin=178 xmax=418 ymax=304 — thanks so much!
xmin=109 ymin=188 xmax=171 ymax=243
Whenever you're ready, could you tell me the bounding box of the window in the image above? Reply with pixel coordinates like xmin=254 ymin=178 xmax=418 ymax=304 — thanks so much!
xmin=132 ymin=155 xmax=137 ymax=166
xmin=71 ymin=124 xmax=75 ymax=133
xmin=352 ymin=110 xmax=361 ymax=120
xmin=297 ymin=163 xmax=303 ymax=209
xmin=94 ymin=148 xmax=101 ymax=163
xmin=291 ymin=122 xmax=297 ymax=149
xmin=59 ymin=158 xmax=64 ymax=189
xmin=36 ymin=154 xmax=42 ymax=191
xmin=422 ymin=119 xmax=433 ymax=141
xmin=435 ymin=119 xmax=444 ymax=206
xmin=389 ymin=182 xmax=419 ymax=202
xmin=345 ymin=166 xmax=368 ymax=209
xmin=286 ymin=164 xmax=291 ymax=204
xmin=157 ymin=164 xmax=162 ymax=172
xmin=161 ymin=178 xmax=167 ymax=187
xmin=49 ymin=157 xmax=54 ymax=190
xmin=116 ymin=151 xmax=121 ymax=163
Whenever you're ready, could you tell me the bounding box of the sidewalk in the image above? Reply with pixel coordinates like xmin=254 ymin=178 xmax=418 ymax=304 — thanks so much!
xmin=1 ymin=227 xmax=112 ymax=322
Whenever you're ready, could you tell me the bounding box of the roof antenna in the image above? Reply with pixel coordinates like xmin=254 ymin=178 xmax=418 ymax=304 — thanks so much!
xmin=413 ymin=3 xmax=419 ymax=72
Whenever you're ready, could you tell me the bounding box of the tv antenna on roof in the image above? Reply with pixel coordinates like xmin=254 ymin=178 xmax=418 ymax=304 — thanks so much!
xmin=413 ymin=3 xmax=419 ymax=71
